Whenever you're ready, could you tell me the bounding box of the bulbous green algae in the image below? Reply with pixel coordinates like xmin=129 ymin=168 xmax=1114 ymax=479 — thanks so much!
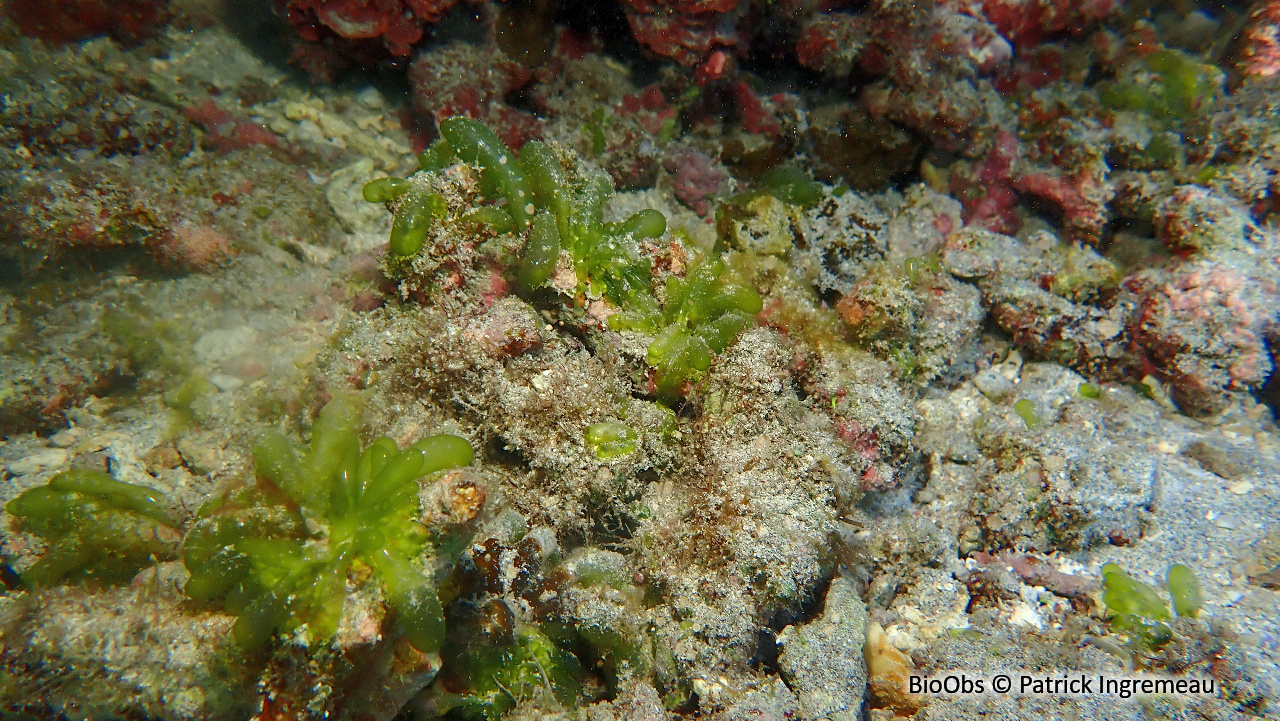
xmin=519 ymin=140 xmax=572 ymax=240
xmin=419 ymin=138 xmax=457 ymax=172
xmin=461 ymin=206 xmax=517 ymax=234
xmin=612 ymin=208 xmax=667 ymax=239
xmin=6 ymin=469 xmax=179 ymax=586
xmin=1167 ymin=564 xmax=1202 ymax=618
xmin=1101 ymin=563 xmax=1173 ymax=648
xmin=390 ymin=192 xmax=448 ymax=258
xmin=518 ymin=211 xmax=561 ymax=294
xmin=1078 ymin=382 xmax=1101 ymax=399
xmin=182 ymin=394 xmax=473 ymax=652
xmin=1013 ymin=399 xmax=1042 ymax=429
xmin=439 ymin=116 xmax=534 ymax=232
xmin=611 ymin=256 xmax=762 ymax=402
xmin=762 ymin=165 xmax=824 ymax=207
xmin=362 ymin=177 xmax=410 ymax=203
xmin=584 ymin=422 xmax=638 ymax=460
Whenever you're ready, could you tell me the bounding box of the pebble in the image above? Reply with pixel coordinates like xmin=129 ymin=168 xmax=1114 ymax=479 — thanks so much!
xmin=48 ymin=428 xmax=82 ymax=448
xmin=194 ymin=325 xmax=257 ymax=365
xmin=6 ymin=448 xmax=69 ymax=476
xmin=209 ymin=373 xmax=244 ymax=393
xmin=972 ymin=368 xmax=1014 ymax=400
xmin=356 ymin=86 xmax=384 ymax=109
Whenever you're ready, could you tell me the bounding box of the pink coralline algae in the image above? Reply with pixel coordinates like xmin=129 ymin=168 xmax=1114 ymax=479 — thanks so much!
xmin=408 ymin=42 xmax=543 ymax=150
xmin=1238 ymin=0 xmax=1280 ymax=79
xmin=1127 ymin=187 xmax=1280 ymax=415
xmin=979 ymin=0 xmax=1117 ymax=48
xmin=951 ymin=130 xmax=1021 ymax=234
xmin=1016 ymin=166 xmax=1114 ymax=246
xmin=663 ymin=147 xmax=728 ymax=216
xmin=618 ymin=85 xmax=678 ymax=135
xmin=276 ymin=0 xmax=461 ymax=56
xmin=797 ymin=1 xmax=1014 ymax=154
xmin=1128 ymin=263 xmax=1275 ymax=416
xmin=183 ymin=101 xmax=280 ymax=152
xmin=621 ymin=0 xmax=745 ymax=66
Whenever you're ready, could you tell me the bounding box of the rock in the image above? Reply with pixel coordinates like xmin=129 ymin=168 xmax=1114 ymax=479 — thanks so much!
xmin=864 ymin=621 xmax=924 ymax=716
xmin=208 ymin=373 xmax=244 ymax=393
xmin=972 ymin=367 xmax=1015 ymax=400
xmin=777 ymin=576 xmax=869 ymax=721
xmin=6 ymin=448 xmax=69 ymax=476
xmin=193 ymin=326 xmax=257 ymax=367
xmin=1182 ymin=438 xmax=1260 ymax=480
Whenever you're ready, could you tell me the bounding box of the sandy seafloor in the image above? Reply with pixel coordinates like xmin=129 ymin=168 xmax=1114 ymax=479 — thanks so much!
xmin=0 ymin=5 xmax=1278 ymax=721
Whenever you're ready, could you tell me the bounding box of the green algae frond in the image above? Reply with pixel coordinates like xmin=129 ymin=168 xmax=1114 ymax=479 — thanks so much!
xmin=182 ymin=394 xmax=473 ymax=652
xmin=1099 ymin=48 xmax=1224 ymax=126
xmin=6 ymin=469 xmax=180 ymax=586
xmin=438 ymin=624 xmax=581 ymax=720
xmin=585 ymin=422 xmax=638 ymax=460
xmin=1101 ymin=563 xmax=1173 ymax=649
xmin=761 ymin=165 xmax=824 ymax=207
xmin=364 ymin=121 xmax=667 ymax=308
xmin=1167 ymin=563 xmax=1203 ymax=618
xmin=1013 ymin=399 xmax=1042 ymax=429
xmin=440 ymin=117 xmax=536 ymax=231
xmin=611 ymin=256 xmax=762 ymax=402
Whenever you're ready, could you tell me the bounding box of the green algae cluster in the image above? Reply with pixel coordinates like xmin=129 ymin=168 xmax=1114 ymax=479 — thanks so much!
xmin=6 ymin=469 xmax=180 ymax=586
xmin=1101 ymin=562 xmax=1203 ymax=651
xmin=182 ymin=393 xmax=473 ymax=651
xmin=365 ymin=118 xmax=665 ymax=310
xmin=609 ymin=256 xmax=763 ymax=402
xmin=437 ymin=623 xmax=582 ymax=720
xmin=366 ymin=118 xmax=766 ymax=405
xmin=1099 ymin=48 xmax=1224 ymax=127
xmin=584 ymin=421 xmax=638 ymax=460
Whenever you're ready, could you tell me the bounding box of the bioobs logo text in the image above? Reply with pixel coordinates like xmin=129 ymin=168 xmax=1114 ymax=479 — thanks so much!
xmin=909 ymin=674 xmax=986 ymax=695
xmin=908 ymin=672 xmax=1219 ymax=699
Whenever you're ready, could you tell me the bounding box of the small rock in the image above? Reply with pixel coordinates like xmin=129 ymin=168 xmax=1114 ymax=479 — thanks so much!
xmin=972 ymin=367 xmax=1014 ymax=400
xmin=1183 ymin=438 xmax=1257 ymax=479
xmin=6 ymin=448 xmax=69 ymax=476
xmin=176 ymin=438 xmax=222 ymax=476
xmin=49 ymin=428 xmax=82 ymax=448
xmin=194 ymin=326 xmax=258 ymax=366
xmin=778 ymin=576 xmax=869 ymax=721
xmin=209 ymin=373 xmax=244 ymax=393
xmin=356 ymin=86 xmax=385 ymax=109
xmin=143 ymin=445 xmax=184 ymax=472
xmin=864 ymin=621 xmax=924 ymax=715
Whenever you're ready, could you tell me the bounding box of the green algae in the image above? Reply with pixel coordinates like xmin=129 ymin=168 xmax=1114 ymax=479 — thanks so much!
xmin=440 ymin=117 xmax=535 ymax=231
xmin=1101 ymin=563 xmax=1174 ymax=649
xmin=438 ymin=624 xmax=582 ymax=720
xmin=761 ymin=165 xmax=824 ymax=207
xmin=182 ymin=393 xmax=473 ymax=651
xmin=361 ymin=177 xmax=410 ymax=203
xmin=610 ymin=256 xmax=762 ymax=402
xmin=6 ymin=469 xmax=180 ymax=586
xmin=1167 ymin=564 xmax=1202 ymax=618
xmin=517 ymin=211 xmax=562 ymax=294
xmin=584 ymin=422 xmax=638 ymax=460
xmin=1014 ymin=399 xmax=1043 ymax=429
xmin=1099 ymin=48 xmax=1224 ymax=127
xmin=390 ymin=191 xmax=447 ymax=258
xmin=366 ymin=120 xmax=667 ymax=308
